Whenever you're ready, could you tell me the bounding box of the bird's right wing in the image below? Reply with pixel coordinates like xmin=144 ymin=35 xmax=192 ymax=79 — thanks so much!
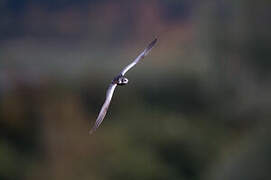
xmin=120 ymin=38 xmax=157 ymax=76
xmin=89 ymin=83 xmax=117 ymax=134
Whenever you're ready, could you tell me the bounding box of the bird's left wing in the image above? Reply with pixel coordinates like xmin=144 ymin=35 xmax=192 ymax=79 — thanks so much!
xmin=120 ymin=38 xmax=157 ymax=76
xmin=89 ymin=83 xmax=117 ymax=134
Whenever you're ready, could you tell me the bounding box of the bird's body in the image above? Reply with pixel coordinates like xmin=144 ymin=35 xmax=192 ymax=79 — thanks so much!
xmin=89 ymin=38 xmax=157 ymax=134
xmin=112 ymin=74 xmax=129 ymax=86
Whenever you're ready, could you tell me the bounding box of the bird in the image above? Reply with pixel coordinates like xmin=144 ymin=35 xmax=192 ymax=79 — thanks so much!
xmin=89 ymin=38 xmax=157 ymax=134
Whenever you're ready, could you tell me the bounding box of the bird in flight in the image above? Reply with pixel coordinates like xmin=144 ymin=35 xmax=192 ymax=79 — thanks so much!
xmin=89 ymin=38 xmax=157 ymax=134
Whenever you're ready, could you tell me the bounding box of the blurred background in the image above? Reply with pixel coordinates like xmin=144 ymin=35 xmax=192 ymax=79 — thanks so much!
xmin=1 ymin=0 xmax=271 ymax=179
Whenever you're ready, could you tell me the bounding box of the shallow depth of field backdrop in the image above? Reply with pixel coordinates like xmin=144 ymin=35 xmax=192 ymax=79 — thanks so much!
xmin=1 ymin=0 xmax=271 ymax=180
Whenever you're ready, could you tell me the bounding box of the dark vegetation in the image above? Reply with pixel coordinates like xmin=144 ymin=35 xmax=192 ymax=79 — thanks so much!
xmin=1 ymin=0 xmax=271 ymax=179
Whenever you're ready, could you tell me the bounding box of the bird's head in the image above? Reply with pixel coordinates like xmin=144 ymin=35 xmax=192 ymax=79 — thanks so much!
xmin=117 ymin=76 xmax=129 ymax=86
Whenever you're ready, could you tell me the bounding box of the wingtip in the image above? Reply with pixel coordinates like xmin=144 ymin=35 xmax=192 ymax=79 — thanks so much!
xmin=153 ymin=37 xmax=158 ymax=43
xmin=89 ymin=128 xmax=96 ymax=135
xmin=145 ymin=38 xmax=158 ymax=54
xmin=147 ymin=38 xmax=157 ymax=50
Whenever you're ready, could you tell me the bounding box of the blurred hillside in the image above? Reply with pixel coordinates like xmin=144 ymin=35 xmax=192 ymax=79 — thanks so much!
xmin=1 ymin=0 xmax=271 ymax=180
